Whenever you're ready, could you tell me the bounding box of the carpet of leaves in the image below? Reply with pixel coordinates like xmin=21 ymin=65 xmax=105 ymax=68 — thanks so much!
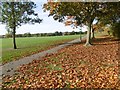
xmin=2 ymin=36 xmax=120 ymax=89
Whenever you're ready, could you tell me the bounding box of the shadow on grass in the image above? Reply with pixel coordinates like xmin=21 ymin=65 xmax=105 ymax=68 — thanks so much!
xmin=92 ymin=37 xmax=120 ymax=45
xmin=67 ymin=36 xmax=120 ymax=46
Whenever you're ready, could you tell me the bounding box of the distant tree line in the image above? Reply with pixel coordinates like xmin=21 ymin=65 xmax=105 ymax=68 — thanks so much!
xmin=3 ymin=31 xmax=85 ymax=38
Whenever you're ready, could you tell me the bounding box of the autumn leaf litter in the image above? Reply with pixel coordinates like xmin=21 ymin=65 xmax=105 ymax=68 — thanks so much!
xmin=2 ymin=36 xmax=120 ymax=89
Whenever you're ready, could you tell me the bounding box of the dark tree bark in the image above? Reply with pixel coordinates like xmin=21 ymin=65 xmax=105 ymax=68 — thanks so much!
xmin=12 ymin=26 xmax=17 ymax=49
xmin=91 ymin=27 xmax=95 ymax=39
xmin=12 ymin=2 xmax=17 ymax=49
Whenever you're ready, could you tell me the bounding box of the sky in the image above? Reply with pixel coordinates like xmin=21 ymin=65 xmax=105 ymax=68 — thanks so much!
xmin=0 ymin=0 xmax=88 ymax=35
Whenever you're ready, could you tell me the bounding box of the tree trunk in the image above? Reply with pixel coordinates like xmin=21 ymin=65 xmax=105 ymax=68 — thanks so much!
xmin=12 ymin=27 xmax=17 ymax=49
xmin=84 ymin=21 xmax=92 ymax=46
xmin=91 ymin=26 xmax=95 ymax=39
xmin=11 ymin=2 xmax=17 ymax=49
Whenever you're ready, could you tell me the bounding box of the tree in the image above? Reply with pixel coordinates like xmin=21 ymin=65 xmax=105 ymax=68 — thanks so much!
xmin=54 ymin=31 xmax=62 ymax=36
xmin=99 ymin=2 xmax=120 ymax=38
xmin=43 ymin=2 xmax=109 ymax=46
xmin=91 ymin=26 xmax=95 ymax=39
xmin=5 ymin=25 xmax=13 ymax=38
xmin=1 ymin=2 xmax=42 ymax=49
xmin=24 ymin=32 xmax=32 ymax=37
xmin=111 ymin=22 xmax=120 ymax=39
xmin=70 ymin=31 xmax=76 ymax=35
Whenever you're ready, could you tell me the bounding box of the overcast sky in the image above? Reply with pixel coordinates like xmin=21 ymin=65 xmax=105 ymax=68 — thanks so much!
xmin=0 ymin=0 xmax=88 ymax=35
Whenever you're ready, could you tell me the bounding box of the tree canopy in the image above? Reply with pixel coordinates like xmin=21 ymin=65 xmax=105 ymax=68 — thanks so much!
xmin=43 ymin=2 xmax=120 ymax=46
xmin=1 ymin=2 xmax=42 ymax=49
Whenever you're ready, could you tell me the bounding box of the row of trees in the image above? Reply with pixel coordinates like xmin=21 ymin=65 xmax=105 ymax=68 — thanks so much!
xmin=44 ymin=2 xmax=120 ymax=46
xmin=0 ymin=1 xmax=119 ymax=49
xmin=5 ymin=31 xmax=85 ymax=38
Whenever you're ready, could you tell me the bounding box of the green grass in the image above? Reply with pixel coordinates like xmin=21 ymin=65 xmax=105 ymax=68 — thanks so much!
xmin=47 ymin=64 xmax=63 ymax=71
xmin=1 ymin=35 xmax=83 ymax=63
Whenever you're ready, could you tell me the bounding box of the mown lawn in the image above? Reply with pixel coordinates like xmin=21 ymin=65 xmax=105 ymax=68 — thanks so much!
xmin=2 ymin=35 xmax=83 ymax=63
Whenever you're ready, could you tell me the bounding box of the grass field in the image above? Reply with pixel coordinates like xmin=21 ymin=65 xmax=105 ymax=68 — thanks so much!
xmin=1 ymin=35 xmax=83 ymax=63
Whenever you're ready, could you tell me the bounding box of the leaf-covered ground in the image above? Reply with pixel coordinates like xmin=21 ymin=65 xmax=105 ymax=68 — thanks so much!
xmin=2 ymin=36 xmax=120 ymax=89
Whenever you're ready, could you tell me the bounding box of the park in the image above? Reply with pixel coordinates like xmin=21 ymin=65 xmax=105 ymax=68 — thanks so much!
xmin=0 ymin=1 xmax=120 ymax=89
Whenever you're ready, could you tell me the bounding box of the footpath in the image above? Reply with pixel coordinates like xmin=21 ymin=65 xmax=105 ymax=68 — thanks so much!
xmin=1 ymin=36 xmax=86 ymax=76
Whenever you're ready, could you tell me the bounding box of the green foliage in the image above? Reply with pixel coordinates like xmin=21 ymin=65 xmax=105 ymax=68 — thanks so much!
xmin=1 ymin=2 xmax=42 ymax=28
xmin=1 ymin=2 xmax=42 ymax=49
xmin=111 ymin=22 xmax=120 ymax=39
xmin=13 ymin=31 xmax=82 ymax=37
xmin=24 ymin=32 xmax=32 ymax=37
xmin=99 ymin=2 xmax=120 ymax=26
xmin=5 ymin=33 xmax=12 ymax=38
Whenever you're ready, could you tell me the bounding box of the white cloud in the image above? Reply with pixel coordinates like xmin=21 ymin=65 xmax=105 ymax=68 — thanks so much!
xmin=31 ymin=0 xmax=47 ymax=3
xmin=0 ymin=24 xmax=7 ymax=35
